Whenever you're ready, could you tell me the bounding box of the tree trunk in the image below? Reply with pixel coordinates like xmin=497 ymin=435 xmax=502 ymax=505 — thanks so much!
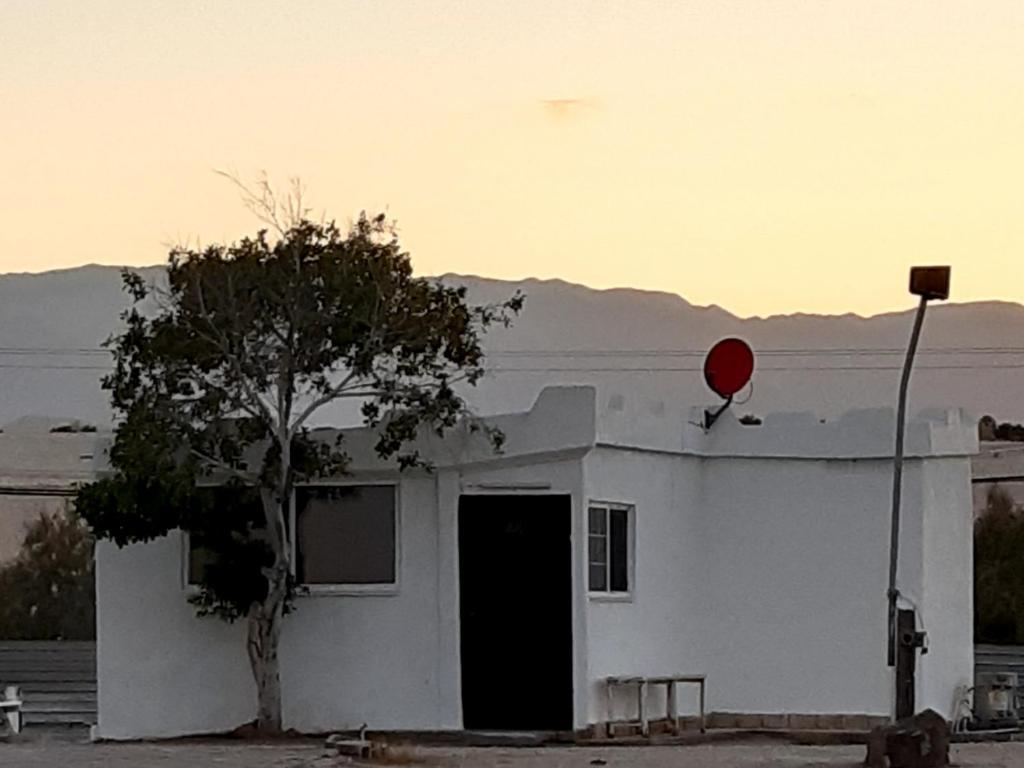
xmin=247 ymin=564 xmax=288 ymax=733
xmin=249 ymin=431 xmax=293 ymax=734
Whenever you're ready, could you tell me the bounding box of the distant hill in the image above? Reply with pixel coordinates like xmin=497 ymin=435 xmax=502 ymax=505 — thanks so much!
xmin=1 ymin=265 xmax=1022 ymax=427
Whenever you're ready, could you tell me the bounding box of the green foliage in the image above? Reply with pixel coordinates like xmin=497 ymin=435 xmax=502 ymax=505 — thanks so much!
xmin=74 ymin=213 xmax=522 ymax=621
xmin=975 ymin=485 xmax=1024 ymax=643
xmin=994 ymin=423 xmax=1024 ymax=442
xmin=182 ymin=484 xmax=303 ymax=621
xmin=979 ymin=415 xmax=1024 ymax=442
xmin=0 ymin=509 xmax=95 ymax=641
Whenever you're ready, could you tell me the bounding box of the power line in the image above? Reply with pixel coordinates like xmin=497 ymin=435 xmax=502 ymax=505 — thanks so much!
xmin=487 ymin=347 xmax=1024 ymax=358
xmin=0 ymin=347 xmax=110 ymax=356
xmin=1 ymin=360 xmax=1024 ymax=373
xmin=3 ymin=345 xmax=1024 ymax=357
xmin=0 ymin=361 xmax=1022 ymax=373
xmin=0 ymin=364 xmax=111 ymax=371
xmin=487 ymin=363 xmax=1024 ymax=373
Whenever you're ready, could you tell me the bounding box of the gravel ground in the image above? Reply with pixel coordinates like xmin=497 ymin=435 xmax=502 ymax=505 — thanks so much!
xmin=424 ymin=743 xmax=1024 ymax=768
xmin=4 ymin=731 xmax=1024 ymax=768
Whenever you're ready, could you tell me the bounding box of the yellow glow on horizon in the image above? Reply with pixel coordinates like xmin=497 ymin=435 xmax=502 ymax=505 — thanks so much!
xmin=2 ymin=1 xmax=1022 ymax=317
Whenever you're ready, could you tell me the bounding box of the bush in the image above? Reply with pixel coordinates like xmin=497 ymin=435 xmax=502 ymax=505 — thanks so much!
xmin=975 ymin=486 xmax=1024 ymax=644
xmin=0 ymin=508 xmax=95 ymax=640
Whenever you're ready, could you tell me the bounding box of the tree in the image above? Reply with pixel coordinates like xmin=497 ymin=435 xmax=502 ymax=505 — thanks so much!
xmin=994 ymin=422 xmax=1024 ymax=442
xmin=74 ymin=198 xmax=522 ymax=732
xmin=979 ymin=415 xmax=1024 ymax=442
xmin=0 ymin=507 xmax=96 ymax=641
xmin=975 ymin=485 xmax=1024 ymax=643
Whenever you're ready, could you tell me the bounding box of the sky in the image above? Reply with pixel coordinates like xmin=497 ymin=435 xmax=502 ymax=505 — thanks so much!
xmin=1 ymin=0 xmax=1023 ymax=318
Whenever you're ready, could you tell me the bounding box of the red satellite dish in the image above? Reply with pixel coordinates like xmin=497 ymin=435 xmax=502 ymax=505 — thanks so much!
xmin=703 ymin=338 xmax=755 ymax=399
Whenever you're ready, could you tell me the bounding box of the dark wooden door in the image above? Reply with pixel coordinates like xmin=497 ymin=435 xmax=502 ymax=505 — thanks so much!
xmin=458 ymin=494 xmax=573 ymax=731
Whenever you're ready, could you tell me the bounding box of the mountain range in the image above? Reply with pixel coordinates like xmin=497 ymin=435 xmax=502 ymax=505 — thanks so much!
xmin=0 ymin=265 xmax=1021 ymax=428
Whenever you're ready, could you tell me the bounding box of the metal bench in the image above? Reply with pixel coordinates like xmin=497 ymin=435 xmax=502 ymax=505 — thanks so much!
xmin=1 ymin=685 xmax=23 ymax=735
xmin=605 ymin=674 xmax=706 ymax=737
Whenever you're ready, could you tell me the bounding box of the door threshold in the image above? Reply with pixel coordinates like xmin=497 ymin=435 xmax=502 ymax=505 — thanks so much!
xmin=458 ymin=730 xmax=567 ymax=746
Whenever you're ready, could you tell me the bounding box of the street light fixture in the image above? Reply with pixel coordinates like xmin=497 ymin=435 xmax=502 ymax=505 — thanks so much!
xmin=886 ymin=266 xmax=951 ymax=718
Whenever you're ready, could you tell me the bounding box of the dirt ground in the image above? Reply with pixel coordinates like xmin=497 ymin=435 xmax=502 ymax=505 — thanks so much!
xmin=4 ymin=731 xmax=1024 ymax=768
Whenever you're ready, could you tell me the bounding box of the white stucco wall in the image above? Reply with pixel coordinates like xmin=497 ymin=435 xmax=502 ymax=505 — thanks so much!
xmin=96 ymin=535 xmax=255 ymax=737
xmin=97 ymin=474 xmax=446 ymax=739
xmin=917 ymin=458 xmax=974 ymax=718
xmin=581 ymin=449 xmax=970 ymax=722
xmin=583 ymin=448 xmax=706 ymax=723
xmin=699 ymin=457 xmax=922 ymax=717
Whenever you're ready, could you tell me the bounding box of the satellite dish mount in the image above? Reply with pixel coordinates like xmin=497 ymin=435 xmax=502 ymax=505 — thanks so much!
xmin=702 ymin=338 xmax=755 ymax=430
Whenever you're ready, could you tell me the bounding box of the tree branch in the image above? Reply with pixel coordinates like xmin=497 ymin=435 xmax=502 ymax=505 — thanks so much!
xmin=289 ymin=371 xmax=361 ymax=437
xmin=214 ymin=170 xmax=287 ymax=237
xmin=192 ymin=276 xmax=279 ymax=428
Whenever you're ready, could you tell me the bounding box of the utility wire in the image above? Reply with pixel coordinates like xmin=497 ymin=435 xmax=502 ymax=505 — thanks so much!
xmin=487 ymin=349 xmax=1024 ymax=358
xmin=0 ymin=345 xmax=1023 ymax=374
xmin=3 ymin=345 xmax=1024 ymax=357
xmin=486 ymin=364 xmax=1024 ymax=373
xmin=1 ymin=362 xmax=1024 ymax=373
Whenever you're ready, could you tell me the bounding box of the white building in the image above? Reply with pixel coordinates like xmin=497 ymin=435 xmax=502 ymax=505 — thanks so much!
xmin=92 ymin=386 xmax=977 ymax=740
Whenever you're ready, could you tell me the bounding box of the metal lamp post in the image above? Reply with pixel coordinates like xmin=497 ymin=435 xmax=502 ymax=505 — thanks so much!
xmin=886 ymin=266 xmax=950 ymax=719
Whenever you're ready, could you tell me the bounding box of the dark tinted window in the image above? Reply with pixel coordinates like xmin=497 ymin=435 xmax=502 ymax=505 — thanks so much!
xmin=588 ymin=505 xmax=630 ymax=594
xmin=609 ymin=507 xmax=629 ymax=592
xmin=296 ymin=485 xmax=396 ymax=585
xmin=187 ymin=485 xmax=264 ymax=586
xmin=588 ymin=506 xmax=608 ymax=591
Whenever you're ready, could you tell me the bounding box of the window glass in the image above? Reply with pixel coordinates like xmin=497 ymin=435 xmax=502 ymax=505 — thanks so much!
xmin=188 ymin=543 xmax=218 ymax=586
xmin=186 ymin=485 xmax=264 ymax=586
xmin=296 ymin=485 xmax=396 ymax=585
xmin=588 ymin=562 xmax=607 ymax=592
xmin=609 ymin=507 xmax=629 ymax=592
xmin=588 ymin=506 xmax=608 ymax=591
xmin=588 ymin=504 xmax=631 ymax=595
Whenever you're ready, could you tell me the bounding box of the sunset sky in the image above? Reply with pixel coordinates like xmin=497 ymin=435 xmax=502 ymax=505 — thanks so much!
xmin=2 ymin=1 xmax=1022 ymax=317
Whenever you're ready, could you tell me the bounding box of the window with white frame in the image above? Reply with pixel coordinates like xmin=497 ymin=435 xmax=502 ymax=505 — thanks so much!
xmin=295 ymin=484 xmax=397 ymax=586
xmin=588 ymin=503 xmax=631 ymax=594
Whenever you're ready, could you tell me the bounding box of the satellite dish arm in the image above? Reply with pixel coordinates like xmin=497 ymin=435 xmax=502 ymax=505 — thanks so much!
xmin=703 ymin=395 xmax=734 ymax=431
